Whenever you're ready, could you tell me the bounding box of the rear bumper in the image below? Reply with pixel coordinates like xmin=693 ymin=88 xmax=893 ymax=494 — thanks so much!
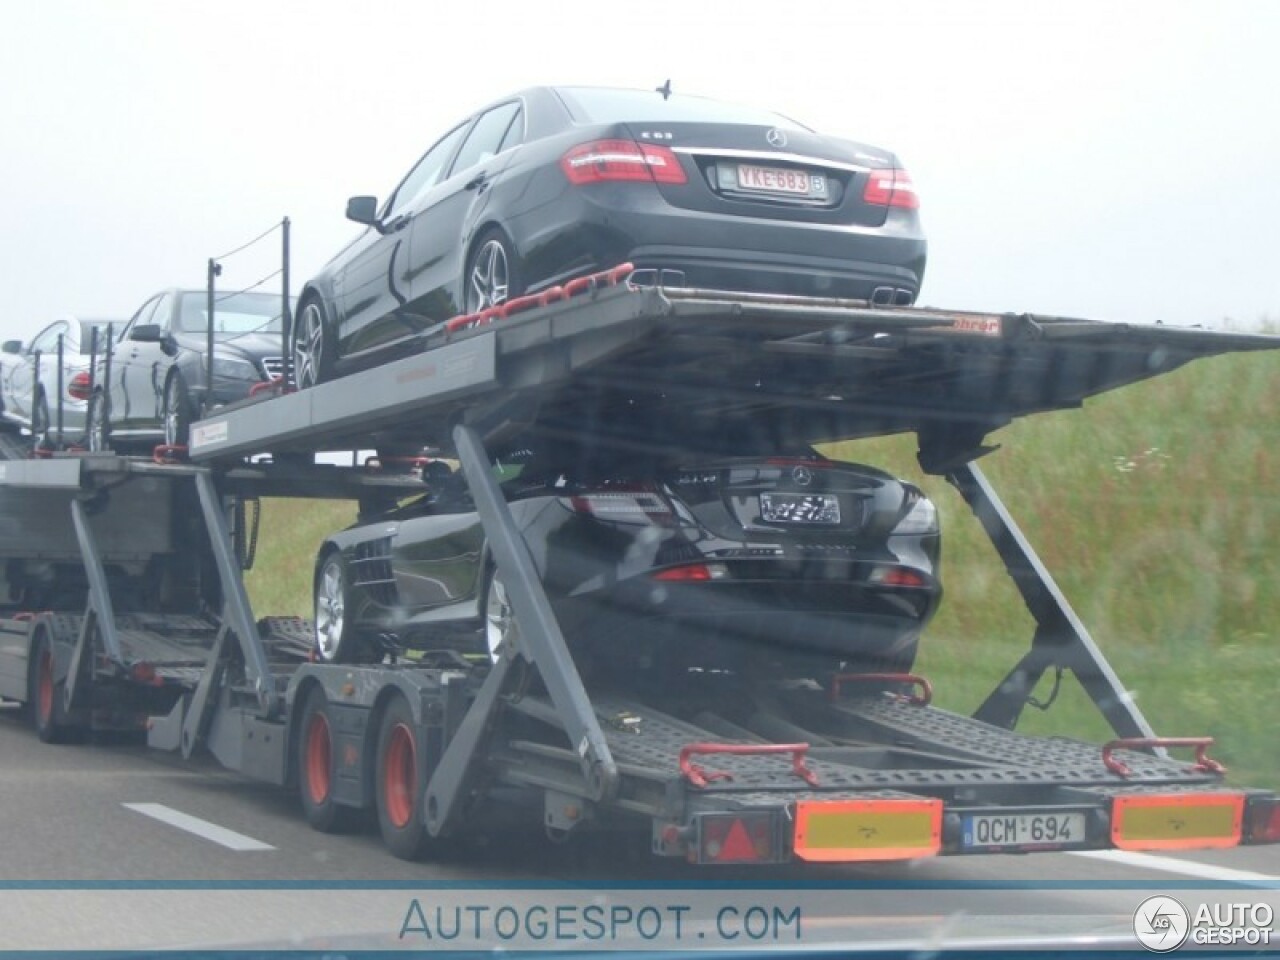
xmin=509 ymin=185 xmax=927 ymax=302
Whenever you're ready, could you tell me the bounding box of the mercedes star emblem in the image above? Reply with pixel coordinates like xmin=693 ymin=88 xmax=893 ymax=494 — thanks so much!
xmin=766 ymin=128 xmax=788 ymax=148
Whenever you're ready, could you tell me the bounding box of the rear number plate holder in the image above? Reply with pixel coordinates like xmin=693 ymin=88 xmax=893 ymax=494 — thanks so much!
xmin=962 ymin=811 xmax=1087 ymax=850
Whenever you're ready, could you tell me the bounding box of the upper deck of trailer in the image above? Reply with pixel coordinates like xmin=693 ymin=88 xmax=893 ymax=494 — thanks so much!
xmin=183 ymin=280 xmax=1280 ymax=470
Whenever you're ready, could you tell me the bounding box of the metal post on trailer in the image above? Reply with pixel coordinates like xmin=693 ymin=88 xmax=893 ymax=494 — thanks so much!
xmin=54 ymin=334 xmax=65 ymax=448
xmin=945 ymin=460 xmax=1159 ymax=744
xmin=281 ymin=216 xmax=292 ymax=389
xmin=205 ymin=258 xmax=221 ymax=418
xmin=422 ymin=423 xmax=619 ymax=837
xmin=30 ymin=349 xmax=41 ymax=442
xmin=100 ymin=323 xmax=113 ymax=450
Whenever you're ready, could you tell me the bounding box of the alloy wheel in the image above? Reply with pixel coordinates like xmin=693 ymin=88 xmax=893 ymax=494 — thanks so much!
xmin=466 ymin=240 xmax=509 ymax=313
xmin=315 ymin=558 xmax=346 ymax=662
xmin=293 ymin=302 xmax=325 ymax=389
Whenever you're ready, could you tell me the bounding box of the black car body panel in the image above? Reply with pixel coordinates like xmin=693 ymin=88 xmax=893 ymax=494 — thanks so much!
xmin=298 ymin=86 xmax=927 ymax=381
xmin=320 ymin=453 xmax=941 ymax=677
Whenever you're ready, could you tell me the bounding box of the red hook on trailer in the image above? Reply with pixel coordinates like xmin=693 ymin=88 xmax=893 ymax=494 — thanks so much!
xmin=829 ymin=672 xmax=933 ymax=706
xmin=678 ymin=742 xmax=819 ymax=789
xmin=1102 ymin=737 xmax=1225 ymax=778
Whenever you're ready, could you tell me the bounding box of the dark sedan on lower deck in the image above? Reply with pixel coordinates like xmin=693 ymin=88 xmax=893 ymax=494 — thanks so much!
xmin=311 ymin=452 xmax=942 ymax=683
xmin=292 ymin=85 xmax=926 ymax=387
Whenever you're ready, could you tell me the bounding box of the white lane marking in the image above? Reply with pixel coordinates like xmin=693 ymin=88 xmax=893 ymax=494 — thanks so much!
xmin=123 ymin=803 xmax=274 ymax=851
xmin=1070 ymin=849 xmax=1278 ymax=884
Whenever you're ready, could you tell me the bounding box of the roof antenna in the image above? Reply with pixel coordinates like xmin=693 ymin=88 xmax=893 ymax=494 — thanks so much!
xmin=656 ymin=79 xmax=672 ymax=100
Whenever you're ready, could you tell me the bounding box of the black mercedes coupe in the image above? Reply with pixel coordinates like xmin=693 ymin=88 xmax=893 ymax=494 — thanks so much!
xmin=311 ymin=450 xmax=942 ymax=682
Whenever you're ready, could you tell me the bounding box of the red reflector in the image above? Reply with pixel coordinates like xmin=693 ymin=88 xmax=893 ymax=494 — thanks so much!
xmin=68 ymin=372 xmax=92 ymax=401
xmin=877 ymin=567 xmax=925 ymax=587
xmin=863 ymin=168 xmax=919 ymax=209
xmin=698 ymin=814 xmax=774 ymax=863
xmin=653 ymin=564 xmax=713 ymax=582
xmin=130 ymin=662 xmax=159 ymax=684
xmin=561 ymin=139 xmax=687 ymax=185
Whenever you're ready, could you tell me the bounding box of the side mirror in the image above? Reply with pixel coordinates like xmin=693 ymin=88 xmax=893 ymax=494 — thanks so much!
xmin=129 ymin=323 xmax=164 ymax=343
xmin=345 ymin=195 xmax=380 ymax=227
xmin=1 ymin=340 xmax=22 ymax=355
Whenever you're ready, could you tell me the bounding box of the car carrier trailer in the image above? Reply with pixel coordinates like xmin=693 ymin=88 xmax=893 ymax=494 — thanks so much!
xmin=1 ymin=273 xmax=1278 ymax=866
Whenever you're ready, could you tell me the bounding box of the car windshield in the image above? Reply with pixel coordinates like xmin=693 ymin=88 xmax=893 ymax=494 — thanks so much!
xmin=177 ymin=291 xmax=287 ymax=335
xmin=555 ymin=86 xmax=811 ymax=130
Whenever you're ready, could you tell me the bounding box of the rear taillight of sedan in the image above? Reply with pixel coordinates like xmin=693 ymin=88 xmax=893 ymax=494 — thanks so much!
xmin=560 ymin=139 xmax=688 ymax=185
xmin=862 ymin=168 xmax=919 ymax=209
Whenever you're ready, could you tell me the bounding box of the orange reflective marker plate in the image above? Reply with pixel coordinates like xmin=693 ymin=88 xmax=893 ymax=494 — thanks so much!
xmin=794 ymin=798 xmax=942 ymax=862
xmin=1111 ymin=793 xmax=1244 ymax=851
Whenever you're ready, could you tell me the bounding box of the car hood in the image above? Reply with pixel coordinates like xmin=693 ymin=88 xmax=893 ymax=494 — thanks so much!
xmin=173 ymin=331 xmax=285 ymax=361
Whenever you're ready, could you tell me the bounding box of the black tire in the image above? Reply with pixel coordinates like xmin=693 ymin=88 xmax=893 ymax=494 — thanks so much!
xmin=162 ymin=373 xmax=193 ymax=448
xmin=86 ymin=390 xmax=109 ymax=452
xmin=28 ymin=629 xmax=83 ymax=744
xmin=314 ymin=551 xmax=363 ymax=663
xmin=464 ymin=228 xmax=523 ymax=314
xmin=375 ymin=694 xmax=433 ymax=860
xmin=292 ymin=298 xmax=335 ymax=390
xmin=30 ymin=390 xmax=50 ymax=443
xmin=296 ymin=685 xmax=355 ymax=832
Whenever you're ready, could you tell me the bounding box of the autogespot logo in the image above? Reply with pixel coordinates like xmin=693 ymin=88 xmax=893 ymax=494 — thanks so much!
xmin=1134 ymin=895 xmax=1191 ymax=953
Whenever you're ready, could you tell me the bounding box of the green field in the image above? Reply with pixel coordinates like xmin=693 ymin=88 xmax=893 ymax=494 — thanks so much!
xmin=245 ymin=350 xmax=1279 ymax=788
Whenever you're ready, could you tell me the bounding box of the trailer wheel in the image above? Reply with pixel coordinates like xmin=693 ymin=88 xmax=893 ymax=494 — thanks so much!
xmin=28 ymin=629 xmax=82 ymax=744
xmin=314 ymin=552 xmax=362 ymax=663
xmin=375 ymin=694 xmax=432 ymax=860
xmin=297 ymin=686 xmax=353 ymax=832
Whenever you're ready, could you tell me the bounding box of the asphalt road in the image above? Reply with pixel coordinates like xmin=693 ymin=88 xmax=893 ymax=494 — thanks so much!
xmin=3 ymin=699 xmax=1276 ymax=951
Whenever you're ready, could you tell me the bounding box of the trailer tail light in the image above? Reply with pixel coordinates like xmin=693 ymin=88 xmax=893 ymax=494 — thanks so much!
xmin=68 ymin=371 xmax=92 ymax=401
xmin=863 ymin=168 xmax=919 ymax=209
xmin=652 ymin=562 xmax=728 ymax=582
xmin=1110 ymin=793 xmax=1244 ymax=851
xmin=794 ymin=797 xmax=942 ymax=862
xmin=694 ymin=813 xmax=781 ymax=864
xmin=1242 ymin=796 xmax=1280 ymax=844
xmin=561 ymin=140 xmax=688 ymax=185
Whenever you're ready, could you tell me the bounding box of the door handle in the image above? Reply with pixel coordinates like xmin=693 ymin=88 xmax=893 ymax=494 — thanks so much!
xmin=465 ymin=172 xmax=488 ymax=191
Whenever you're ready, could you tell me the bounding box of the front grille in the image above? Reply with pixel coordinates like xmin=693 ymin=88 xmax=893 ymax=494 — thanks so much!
xmin=260 ymin=356 xmax=285 ymax=379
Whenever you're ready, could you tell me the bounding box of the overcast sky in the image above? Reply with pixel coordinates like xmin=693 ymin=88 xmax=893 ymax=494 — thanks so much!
xmin=1 ymin=0 xmax=1277 ymax=341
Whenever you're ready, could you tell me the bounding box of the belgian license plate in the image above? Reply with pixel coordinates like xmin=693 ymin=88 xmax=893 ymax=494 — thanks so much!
xmin=760 ymin=493 xmax=840 ymax=524
xmin=735 ymin=163 xmax=828 ymax=199
xmin=962 ymin=812 xmax=1086 ymax=850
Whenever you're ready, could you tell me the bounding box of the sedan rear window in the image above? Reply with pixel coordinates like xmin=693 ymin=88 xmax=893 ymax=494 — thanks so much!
xmin=555 ymin=86 xmax=810 ymax=130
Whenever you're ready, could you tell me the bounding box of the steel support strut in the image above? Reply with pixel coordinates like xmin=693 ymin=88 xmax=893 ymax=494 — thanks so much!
xmin=946 ymin=461 xmax=1158 ymax=741
xmin=423 ymin=424 xmax=619 ymax=837
xmin=64 ymin=498 xmax=125 ymax=713
xmin=191 ymin=470 xmax=278 ymax=717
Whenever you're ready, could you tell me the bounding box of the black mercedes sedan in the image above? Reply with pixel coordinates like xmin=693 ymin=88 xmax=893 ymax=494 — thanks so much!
xmin=87 ymin=289 xmax=291 ymax=452
xmin=312 ymin=451 xmax=942 ymax=683
xmin=292 ymin=86 xmax=927 ymax=387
